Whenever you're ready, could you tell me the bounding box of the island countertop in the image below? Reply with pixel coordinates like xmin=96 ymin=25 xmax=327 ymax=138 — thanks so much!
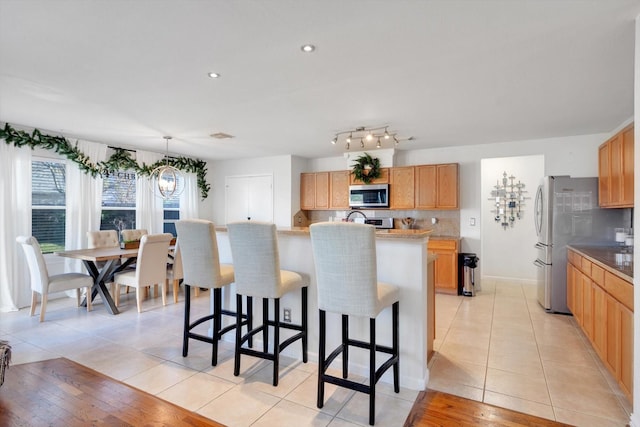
xmin=216 ymin=226 xmax=432 ymax=240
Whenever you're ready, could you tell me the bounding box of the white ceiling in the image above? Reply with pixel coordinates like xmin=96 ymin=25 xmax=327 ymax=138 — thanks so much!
xmin=1 ymin=0 xmax=639 ymax=161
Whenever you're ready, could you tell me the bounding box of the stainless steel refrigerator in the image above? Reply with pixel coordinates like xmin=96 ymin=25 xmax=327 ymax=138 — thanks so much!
xmin=533 ymin=176 xmax=628 ymax=313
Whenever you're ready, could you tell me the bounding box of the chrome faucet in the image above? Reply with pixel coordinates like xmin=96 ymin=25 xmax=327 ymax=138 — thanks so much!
xmin=346 ymin=210 xmax=368 ymax=222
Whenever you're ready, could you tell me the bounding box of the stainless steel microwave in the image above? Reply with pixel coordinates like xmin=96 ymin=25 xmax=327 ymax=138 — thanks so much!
xmin=349 ymin=184 xmax=389 ymax=208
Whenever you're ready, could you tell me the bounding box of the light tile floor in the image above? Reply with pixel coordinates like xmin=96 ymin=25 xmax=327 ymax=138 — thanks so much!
xmin=0 ymin=290 xmax=417 ymax=427
xmin=2 ymin=279 xmax=633 ymax=426
xmin=428 ymin=278 xmax=632 ymax=427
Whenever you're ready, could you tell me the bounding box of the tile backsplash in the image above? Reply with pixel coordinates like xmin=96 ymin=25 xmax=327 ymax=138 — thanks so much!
xmin=305 ymin=209 xmax=460 ymax=237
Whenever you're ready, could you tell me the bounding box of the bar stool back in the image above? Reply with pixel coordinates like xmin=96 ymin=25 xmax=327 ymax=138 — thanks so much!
xmin=310 ymin=222 xmax=400 ymax=425
xmin=227 ymin=221 xmax=308 ymax=386
xmin=176 ymin=219 xmax=248 ymax=366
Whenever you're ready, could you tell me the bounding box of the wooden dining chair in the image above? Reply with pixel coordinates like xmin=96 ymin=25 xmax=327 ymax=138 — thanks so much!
xmin=113 ymin=233 xmax=173 ymax=313
xmin=16 ymin=236 xmax=94 ymax=322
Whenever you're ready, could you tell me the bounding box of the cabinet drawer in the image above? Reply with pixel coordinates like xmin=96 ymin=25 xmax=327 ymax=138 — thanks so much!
xmin=567 ymin=250 xmax=578 ymax=266
xmin=604 ymin=272 xmax=634 ymax=311
xmin=428 ymin=239 xmax=458 ymax=251
xmin=580 ymin=257 xmax=592 ymax=276
xmin=591 ymin=263 xmax=605 ymax=286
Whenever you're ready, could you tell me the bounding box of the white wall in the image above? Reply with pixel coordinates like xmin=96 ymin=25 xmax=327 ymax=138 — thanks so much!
xmin=481 ymin=155 xmax=544 ymax=282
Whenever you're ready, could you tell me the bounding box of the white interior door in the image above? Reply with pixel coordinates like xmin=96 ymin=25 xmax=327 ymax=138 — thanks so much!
xmin=248 ymin=175 xmax=273 ymax=222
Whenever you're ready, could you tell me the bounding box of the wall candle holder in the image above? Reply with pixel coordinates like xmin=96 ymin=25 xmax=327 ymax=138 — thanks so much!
xmin=490 ymin=171 xmax=528 ymax=229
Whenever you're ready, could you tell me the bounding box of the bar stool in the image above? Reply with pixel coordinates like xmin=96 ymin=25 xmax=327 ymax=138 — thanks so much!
xmin=227 ymin=221 xmax=308 ymax=386
xmin=176 ymin=219 xmax=250 ymax=366
xmin=309 ymin=222 xmax=399 ymax=426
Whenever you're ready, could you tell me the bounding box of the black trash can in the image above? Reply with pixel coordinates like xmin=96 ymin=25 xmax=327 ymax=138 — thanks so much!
xmin=458 ymin=253 xmax=479 ymax=296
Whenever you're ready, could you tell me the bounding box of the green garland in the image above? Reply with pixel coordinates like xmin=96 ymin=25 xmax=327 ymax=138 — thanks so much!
xmin=0 ymin=123 xmax=210 ymax=199
xmin=351 ymin=153 xmax=381 ymax=184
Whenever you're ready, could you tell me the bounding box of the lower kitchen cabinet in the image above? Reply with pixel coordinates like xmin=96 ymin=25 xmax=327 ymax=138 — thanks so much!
xmin=428 ymin=239 xmax=458 ymax=294
xmin=567 ymin=248 xmax=633 ymax=402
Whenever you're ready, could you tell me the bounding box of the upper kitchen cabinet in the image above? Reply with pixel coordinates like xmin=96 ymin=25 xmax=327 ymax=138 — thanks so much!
xmin=416 ymin=163 xmax=459 ymax=209
xmin=599 ymin=123 xmax=633 ymax=208
xmin=300 ymin=172 xmax=329 ymax=210
xmin=390 ymin=166 xmax=415 ymax=209
xmin=329 ymin=170 xmax=350 ymax=209
xmin=349 ymin=167 xmax=390 ymax=185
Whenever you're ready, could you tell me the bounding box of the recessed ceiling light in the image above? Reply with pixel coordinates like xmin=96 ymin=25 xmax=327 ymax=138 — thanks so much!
xmin=300 ymin=44 xmax=315 ymax=53
xmin=207 ymin=72 xmax=221 ymax=79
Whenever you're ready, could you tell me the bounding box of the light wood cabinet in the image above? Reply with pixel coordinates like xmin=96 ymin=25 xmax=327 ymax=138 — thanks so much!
xmin=329 ymin=171 xmax=350 ymax=209
xmin=300 ymin=172 xmax=329 ymax=210
xmin=349 ymin=168 xmax=390 ymax=185
xmin=598 ymin=123 xmax=634 ymax=208
xmin=390 ymin=166 xmax=415 ymax=209
xmin=301 ymin=162 xmax=459 ymax=211
xmin=428 ymin=239 xmax=458 ymax=294
xmin=415 ymin=164 xmax=459 ymax=209
xmin=567 ymin=248 xmax=633 ymax=402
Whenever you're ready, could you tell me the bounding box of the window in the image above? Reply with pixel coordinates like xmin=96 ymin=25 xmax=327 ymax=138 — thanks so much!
xmin=101 ymin=170 xmax=136 ymax=233
xmin=162 ymin=179 xmax=181 ymax=236
xmin=32 ymin=159 xmax=66 ymax=253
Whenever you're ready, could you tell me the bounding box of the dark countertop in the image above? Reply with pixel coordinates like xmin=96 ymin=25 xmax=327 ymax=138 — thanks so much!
xmin=567 ymin=245 xmax=633 ymax=282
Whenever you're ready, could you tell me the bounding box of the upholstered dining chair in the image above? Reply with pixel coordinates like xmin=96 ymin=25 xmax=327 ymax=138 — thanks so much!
xmin=121 ymin=229 xmax=148 ymax=242
xmin=227 ymin=221 xmax=308 ymax=386
xmin=16 ymin=236 xmax=93 ymax=322
xmin=113 ymin=233 xmax=173 ymax=313
xmin=176 ymin=219 xmax=249 ymax=366
xmin=309 ymin=222 xmax=400 ymax=426
xmin=166 ymin=239 xmax=183 ymax=304
xmin=87 ymin=230 xmax=119 ymax=249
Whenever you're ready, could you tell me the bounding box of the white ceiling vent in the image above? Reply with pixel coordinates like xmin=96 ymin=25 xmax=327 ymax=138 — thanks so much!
xmin=210 ymin=132 xmax=235 ymax=139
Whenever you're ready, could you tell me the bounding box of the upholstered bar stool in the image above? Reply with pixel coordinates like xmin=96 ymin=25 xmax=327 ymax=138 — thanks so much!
xmin=175 ymin=219 xmax=249 ymax=366
xmin=227 ymin=221 xmax=308 ymax=386
xmin=309 ymin=222 xmax=400 ymax=426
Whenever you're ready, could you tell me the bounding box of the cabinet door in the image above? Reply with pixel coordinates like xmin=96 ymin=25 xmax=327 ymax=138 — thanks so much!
xmin=329 ymin=171 xmax=350 ymax=209
xmin=598 ymin=142 xmax=611 ymax=207
xmin=592 ymin=283 xmax=607 ymax=359
xmin=566 ymin=262 xmax=575 ymax=314
xmin=619 ymin=304 xmax=633 ymax=399
xmin=415 ymin=165 xmax=436 ymax=209
xmin=226 ymin=175 xmax=273 ymax=223
xmin=429 ymin=240 xmax=458 ymax=294
xmin=436 ymin=164 xmax=459 ymax=209
xmin=610 ymin=135 xmax=623 ymax=206
xmin=582 ymin=274 xmax=593 ymax=339
xmin=315 ymin=172 xmax=329 ymax=209
xmin=301 ymin=173 xmax=316 ymax=210
xmin=390 ymin=167 xmax=415 ymax=209
xmin=605 ymin=293 xmax=620 ymax=377
xmin=621 ymin=125 xmax=634 ymax=207
xmin=573 ymin=270 xmax=583 ymax=325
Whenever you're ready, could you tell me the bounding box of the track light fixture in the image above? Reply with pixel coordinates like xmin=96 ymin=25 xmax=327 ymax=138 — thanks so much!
xmin=330 ymin=125 xmax=414 ymax=150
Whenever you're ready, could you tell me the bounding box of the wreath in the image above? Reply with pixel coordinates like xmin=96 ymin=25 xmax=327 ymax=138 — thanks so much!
xmin=351 ymin=153 xmax=381 ymax=184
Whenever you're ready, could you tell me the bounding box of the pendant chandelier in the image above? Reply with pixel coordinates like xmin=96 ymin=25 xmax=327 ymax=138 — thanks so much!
xmin=150 ymin=136 xmax=184 ymax=199
xmin=330 ymin=125 xmax=414 ymax=150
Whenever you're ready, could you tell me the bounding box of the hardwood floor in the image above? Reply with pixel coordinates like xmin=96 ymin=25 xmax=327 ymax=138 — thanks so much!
xmin=404 ymin=390 xmax=572 ymax=427
xmin=0 ymin=358 xmax=576 ymax=427
xmin=0 ymin=358 xmax=224 ymax=427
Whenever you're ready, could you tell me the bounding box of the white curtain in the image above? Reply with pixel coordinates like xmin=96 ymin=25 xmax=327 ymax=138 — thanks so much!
xmin=135 ymin=150 xmax=164 ymax=234
xmin=64 ymin=140 xmax=108 ymax=272
xmin=0 ymin=142 xmax=32 ymax=311
xmin=179 ymin=172 xmax=200 ymax=220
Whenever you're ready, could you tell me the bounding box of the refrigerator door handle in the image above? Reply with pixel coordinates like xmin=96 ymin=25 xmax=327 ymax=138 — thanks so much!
xmin=535 ymin=242 xmax=547 ymax=250
xmin=534 ymin=185 xmax=543 ymax=237
xmin=533 ymin=259 xmax=546 ymax=267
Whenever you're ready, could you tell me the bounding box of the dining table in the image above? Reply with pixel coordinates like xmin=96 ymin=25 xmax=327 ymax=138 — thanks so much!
xmin=54 ymin=246 xmax=139 ymax=315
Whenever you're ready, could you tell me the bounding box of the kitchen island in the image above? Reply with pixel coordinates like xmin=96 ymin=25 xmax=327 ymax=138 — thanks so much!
xmin=214 ymin=226 xmax=435 ymax=390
